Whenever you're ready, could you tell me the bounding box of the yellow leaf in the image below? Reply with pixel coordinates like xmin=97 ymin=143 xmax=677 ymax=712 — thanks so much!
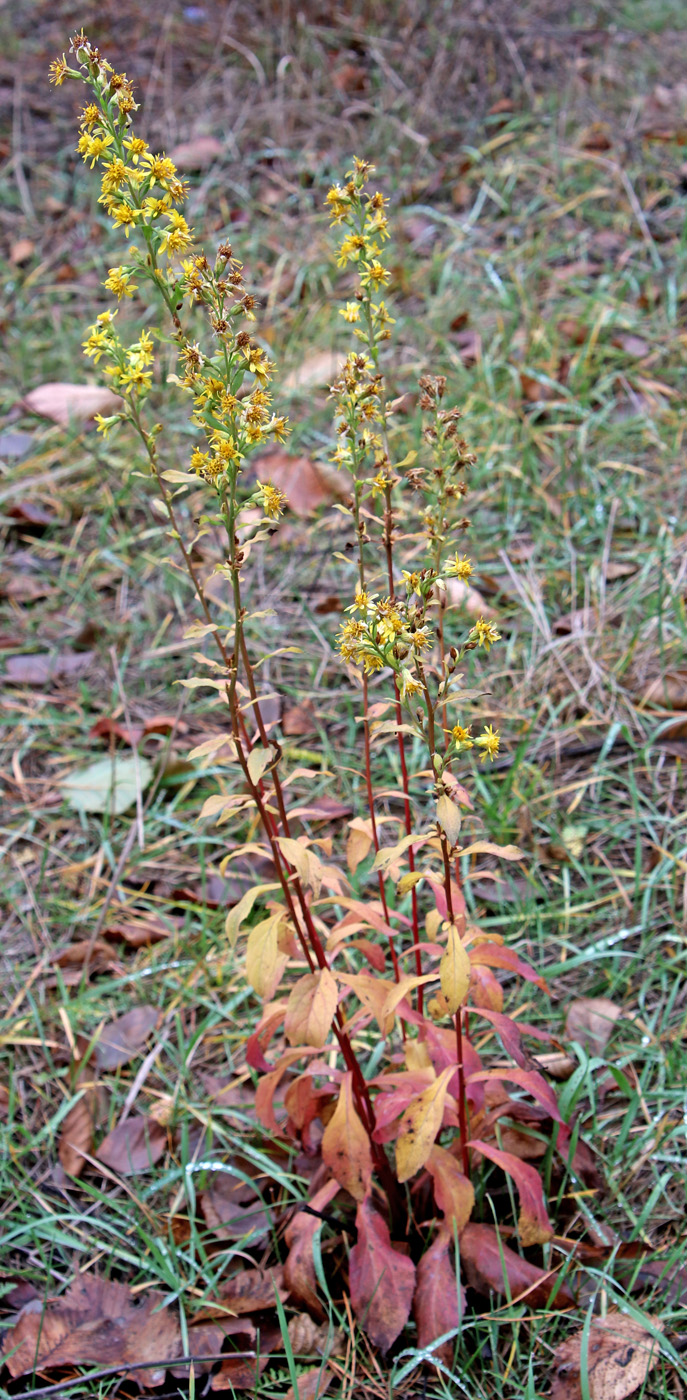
xmin=346 ymin=819 xmax=373 ymax=874
xmin=321 ymin=1072 xmax=372 ymax=1201
xmin=337 ymin=972 xmax=398 ymax=1033
xmin=245 ymin=913 xmax=289 ymax=999
xmin=395 ymin=1067 xmax=455 ymax=1182
xmin=278 ymin=836 xmax=324 ymax=897
xmin=224 ymin=883 xmax=280 ymax=948
xmin=284 ymin=969 xmax=338 ymax=1049
xmin=378 ymin=974 xmax=438 ymax=1035
xmin=188 ymin=733 xmax=234 ymax=760
xmin=372 ymin=833 xmax=429 ymax=873
xmin=397 ymin=871 xmax=425 ymax=896
xmin=458 ymin=841 xmax=525 ymax=861
xmin=440 ymin=924 xmax=471 ymax=1014
xmin=161 ymin=469 xmax=201 ymax=484
xmin=247 ymin=745 xmax=272 ymax=785
xmin=436 ymin=794 xmax=461 ymax=848
xmin=427 ymin=1145 xmax=475 ymax=1231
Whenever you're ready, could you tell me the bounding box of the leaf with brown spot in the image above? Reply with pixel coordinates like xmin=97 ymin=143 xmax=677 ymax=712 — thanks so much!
xmin=395 ymin=1067 xmax=455 ymax=1182
xmin=349 ymin=1198 xmax=416 ymax=1353
xmin=565 ymin=997 xmax=622 ymax=1056
xmin=459 ymin=1223 xmax=574 ymax=1307
xmin=413 ymin=1231 xmax=464 ymax=1366
xmin=58 ymin=1093 xmax=93 ymax=1178
xmin=321 ymin=1072 xmax=372 ymax=1201
xmin=219 ymin=1266 xmax=287 ymax=1314
xmin=550 ymin=1312 xmax=664 ymax=1400
xmin=1 ymin=1274 xmax=180 ymax=1387
xmin=284 ymin=1178 xmax=341 ymax=1315
xmin=94 ymin=1005 xmax=161 ymax=1070
xmin=95 ymin=1115 xmax=167 ymax=1175
xmin=20 ymin=382 xmax=123 ymax=429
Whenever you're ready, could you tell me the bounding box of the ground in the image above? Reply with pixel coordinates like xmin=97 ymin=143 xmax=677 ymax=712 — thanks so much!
xmin=1 ymin=2 xmax=686 ymax=1398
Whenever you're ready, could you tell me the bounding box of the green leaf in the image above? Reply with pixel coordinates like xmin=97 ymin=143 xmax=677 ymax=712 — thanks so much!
xmin=60 ymin=756 xmax=152 ymax=816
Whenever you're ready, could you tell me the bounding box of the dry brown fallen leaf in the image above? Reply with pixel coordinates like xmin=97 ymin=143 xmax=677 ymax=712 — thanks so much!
xmin=104 ymin=910 xmax=177 ymax=948
xmin=218 ymin=1266 xmax=287 ymax=1314
xmin=58 ymin=1092 xmax=94 ymax=1178
xmin=169 ymin=135 xmax=223 ymax=170
xmin=2 ymin=1274 xmax=181 ymax=1387
xmin=442 ymin=577 xmax=497 ymax=619
xmin=5 ymin=651 xmax=94 ymax=685
xmin=200 ymin=1170 xmax=272 ymax=1243
xmin=169 ymin=1319 xmax=255 ymax=1379
xmin=252 ymin=447 xmax=351 ymax=517
xmin=211 ymin=1354 xmax=268 ymax=1391
xmin=282 ymin=700 xmax=317 ymax=735
xmin=611 ymin=332 xmax=650 ymax=359
xmin=20 ymin=383 xmax=123 ymax=429
xmin=641 ymin=670 xmax=687 ymax=710
xmin=550 ymin=1312 xmax=664 ymax=1400
xmin=282 ymin=350 xmax=345 ymax=392
xmin=94 ymin=1005 xmax=161 ymax=1071
xmin=284 ymin=1366 xmax=333 ymax=1400
xmin=95 ymin=1114 xmax=167 ymax=1174
xmin=10 ymin=238 xmax=35 ymax=265
xmin=565 ymin=997 xmax=622 ymax=1057
xmin=287 ymin=1314 xmax=344 ymax=1358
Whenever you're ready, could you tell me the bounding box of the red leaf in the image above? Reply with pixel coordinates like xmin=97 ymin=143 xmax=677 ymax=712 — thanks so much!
xmin=469 ymin=941 xmax=547 ymax=991
xmin=467 ymin=1066 xmax=563 ymax=1123
xmin=95 ymin=1115 xmax=167 ymax=1175
xmin=413 ymin=1231 xmax=464 ymax=1365
xmin=90 ymin=716 xmax=143 ymax=746
xmin=459 ymin=1224 xmax=574 ymax=1306
xmin=468 ymin=1139 xmax=553 ymax=1245
xmin=471 ymin=1007 xmax=550 ymax=1068
xmin=348 ymin=1198 xmax=415 ymax=1353
xmin=284 ymin=1178 xmax=341 ymax=1315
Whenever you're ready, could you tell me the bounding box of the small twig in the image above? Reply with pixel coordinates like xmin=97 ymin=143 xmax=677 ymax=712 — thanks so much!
xmin=14 ymin=1353 xmax=258 ymax=1400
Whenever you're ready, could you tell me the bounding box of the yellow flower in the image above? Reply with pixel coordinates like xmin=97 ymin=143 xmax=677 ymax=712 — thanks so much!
xmin=336 ymin=232 xmax=367 ymax=267
xmin=124 ymin=135 xmax=148 ymax=164
xmin=402 ymin=571 xmax=422 ymax=595
xmin=119 ymin=363 xmax=152 ymax=392
xmin=104 ymin=266 xmax=138 ymax=300
xmin=410 ymin=626 xmax=431 ymax=651
xmin=470 ymin=618 xmax=501 ymax=652
xmin=80 ymin=104 xmax=100 ymax=129
xmin=476 ymin=725 xmax=500 ymax=763
xmin=49 ymin=56 xmax=69 ymax=85
xmin=359 ymin=259 xmax=390 ymax=289
xmin=346 ymin=589 xmax=375 ymax=615
xmin=77 ymin=131 xmax=114 ymax=167
xmin=446 ymin=553 xmax=473 ymax=581
xmin=451 ymin=723 xmax=473 ymax=747
xmin=143 ymin=152 xmax=179 ymax=186
xmin=94 ymin=413 xmax=118 ymax=436
xmin=111 ymin=202 xmax=142 ymax=236
xmin=256 ymin=481 xmax=287 ymax=519
xmin=339 ymin=302 xmax=360 ymax=323
xmin=325 ymin=185 xmax=349 ymax=223
xmin=400 ymin=668 xmax=422 ymax=699
xmin=159 ymin=210 xmax=193 ymax=256
xmin=377 ymin=611 xmax=402 ymax=645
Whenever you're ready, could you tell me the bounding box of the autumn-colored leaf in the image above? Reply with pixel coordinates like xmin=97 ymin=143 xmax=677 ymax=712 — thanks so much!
xmin=413 ymin=1231 xmax=464 ymax=1365
xmin=459 ymin=1223 xmax=574 ymax=1307
xmin=640 ymin=670 xmax=687 ymax=710
xmin=200 ymin=1170 xmax=271 ymax=1243
xmin=436 ymin=793 xmax=462 ymax=847
xmin=395 ymin=1067 xmax=455 ymax=1182
xmin=211 ymin=1354 xmax=268 ymax=1391
xmin=6 ymin=651 xmax=94 ymax=685
xmin=10 ymin=237 xmax=35 ymax=265
xmin=104 ymin=910 xmax=176 ymax=947
xmin=611 ymin=332 xmax=650 ymax=359
xmin=284 ymin=1178 xmax=341 ymax=1315
xmin=282 ymin=700 xmax=317 ymax=735
xmin=94 ymin=1005 xmax=160 ymax=1070
xmin=440 ymin=923 xmax=471 ymax=1014
xmin=90 ymin=715 xmax=143 ymax=746
xmin=219 ymin=1266 xmax=287 ymax=1314
xmin=245 ymin=912 xmax=289 ymax=1000
xmin=282 ymin=351 xmax=345 ymax=392
xmin=95 ymin=1115 xmax=167 ymax=1175
xmin=251 ymin=446 xmax=350 ymax=516
xmin=170 ymin=1319 xmax=255 ymax=1378
xmin=427 ymin=1145 xmax=475 ymax=1232
xmin=349 ymin=1198 xmax=416 ymax=1353
xmin=283 ymin=1365 xmax=333 ymax=1400
xmin=468 ymin=1139 xmax=553 ymax=1245
xmin=445 ymin=576 xmax=497 ymax=618
xmin=1 ymin=1274 xmax=180 ymax=1387
xmin=58 ymin=1093 xmax=93 ymax=1178
xmin=285 ymin=969 xmax=338 ymax=1049
xmin=20 ymin=382 xmax=123 ymax=428
xmin=60 ymin=755 xmax=153 ymax=816
xmin=565 ymin=997 xmax=622 ymax=1056
xmin=169 ymin=135 xmax=223 ymax=170
xmin=321 ymin=1073 xmax=372 ymax=1201
xmin=550 ymin=1312 xmax=663 ymax=1400
xmin=7 ymin=500 xmax=57 ymax=527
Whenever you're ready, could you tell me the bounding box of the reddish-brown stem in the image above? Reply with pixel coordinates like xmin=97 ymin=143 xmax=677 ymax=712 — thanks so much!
xmin=361 ymin=674 xmax=400 ymax=984
xmin=455 ymin=1008 xmax=471 ymax=1179
xmin=383 ymin=485 xmax=422 ymax=1006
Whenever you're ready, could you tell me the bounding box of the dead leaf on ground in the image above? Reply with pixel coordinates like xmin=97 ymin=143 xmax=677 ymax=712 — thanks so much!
xmin=10 ymin=238 xmax=35 ymax=265
xmin=95 ymin=1114 xmax=167 ymax=1174
xmin=252 ymin=448 xmax=351 ymax=516
xmin=219 ymin=1266 xmax=287 ymax=1313
xmin=611 ymin=333 xmax=650 ymax=359
xmin=6 ymin=500 xmax=57 ymax=527
xmin=169 ymin=135 xmax=223 ymax=170
xmin=283 ymin=700 xmax=317 ymax=735
xmin=5 ymin=650 xmax=94 ymax=685
xmin=283 ymin=1366 xmax=333 ymax=1400
xmin=453 ymin=328 xmax=481 ymax=364
xmin=104 ymin=910 xmax=178 ymax=947
xmin=211 ymin=1354 xmax=268 ymax=1391
xmin=200 ymin=1170 xmax=272 ymax=1243
xmin=348 ymin=1198 xmax=415 ymax=1353
xmin=0 ymin=1084 xmax=10 ymax=1118
xmin=443 ymin=577 xmax=497 ymax=619
xmin=284 ymin=1178 xmax=341 ymax=1316
xmin=288 ymin=1314 xmax=344 ymax=1357
xmin=1 ymin=1274 xmax=181 ymax=1387
xmin=58 ymin=1093 xmax=94 ymax=1177
xmin=565 ymin=998 xmax=622 ymax=1057
xmin=94 ymin=1005 xmax=161 ymax=1071
xmin=553 ymin=607 xmax=599 ymax=635
xmin=640 ymin=670 xmax=687 ymax=710
xmin=169 ymin=1319 xmax=255 ymax=1378
xmin=90 ymin=715 xmax=144 ymax=746
xmin=60 ymin=754 xmax=153 ymax=816
xmin=605 ymin=560 xmax=637 ymax=580
xmin=558 ymin=318 xmax=588 ymax=345
xmin=550 ymin=1312 xmax=664 ymax=1400
xmin=282 ymin=351 xmax=344 ymax=392
xmin=332 ymin=62 xmax=368 ymax=93
xmin=20 ymin=382 xmax=123 ymax=429
xmin=460 ymin=1223 xmax=575 ymax=1307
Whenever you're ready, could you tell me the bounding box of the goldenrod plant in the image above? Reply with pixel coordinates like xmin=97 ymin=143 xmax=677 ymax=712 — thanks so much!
xmin=51 ymin=33 xmax=589 ymax=1355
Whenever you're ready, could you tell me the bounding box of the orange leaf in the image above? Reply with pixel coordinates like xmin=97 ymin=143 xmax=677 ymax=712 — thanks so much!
xmin=459 ymin=1223 xmax=575 ymax=1307
xmin=395 ymin=1067 xmax=455 ymax=1182
xmin=284 ymin=1178 xmax=341 ymax=1316
xmin=349 ymin=1198 xmax=416 ymax=1353
xmin=427 ymin=1146 xmax=475 ymax=1232
xmin=550 ymin=1312 xmax=663 ymax=1400
xmin=413 ymin=1231 xmax=464 ymax=1365
xmin=468 ymin=1140 xmax=553 ymax=1245
xmin=440 ymin=923 xmax=471 ymax=1014
xmin=284 ymin=970 xmax=338 ymax=1049
xmin=321 ymin=1072 xmax=372 ymax=1201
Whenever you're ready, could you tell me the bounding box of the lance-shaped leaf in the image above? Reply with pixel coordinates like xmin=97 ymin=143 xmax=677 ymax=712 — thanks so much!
xmin=225 ymin=883 xmax=280 ymax=948
xmin=284 ymin=969 xmax=338 ymax=1049
xmin=468 ymin=1139 xmax=553 ymax=1245
xmin=427 ymin=1146 xmax=475 ymax=1233
xmin=467 ymin=1067 xmax=563 ymax=1123
xmin=458 ymin=841 xmax=525 ymax=860
xmin=413 ymin=1231 xmax=464 ymax=1365
xmin=349 ymin=1198 xmax=416 ymax=1353
xmin=470 ymin=941 xmax=547 ymax=992
xmin=245 ymin=913 xmax=289 ymax=1000
xmin=372 ymin=832 xmax=431 ymax=872
xmin=337 ymin=972 xmax=397 ymax=1034
xmin=395 ymin=1067 xmax=455 ymax=1182
xmin=459 ymin=1223 xmax=575 ymax=1307
xmin=437 ymin=794 xmax=462 ymax=848
xmin=440 ymin=923 xmax=471 ymax=1014
xmin=321 ymin=1073 xmax=372 ymax=1202
xmin=278 ymin=836 xmax=324 ymax=897
xmin=247 ymin=745 xmax=272 ymax=785
xmin=283 ymin=1177 xmax=341 ymax=1316
xmin=378 ymin=973 xmax=437 ymax=1035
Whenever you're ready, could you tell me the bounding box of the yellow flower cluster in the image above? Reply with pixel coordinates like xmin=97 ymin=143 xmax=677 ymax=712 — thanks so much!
xmin=337 ymin=592 xmax=433 ymax=681
xmin=82 ymin=310 xmax=155 ymax=399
